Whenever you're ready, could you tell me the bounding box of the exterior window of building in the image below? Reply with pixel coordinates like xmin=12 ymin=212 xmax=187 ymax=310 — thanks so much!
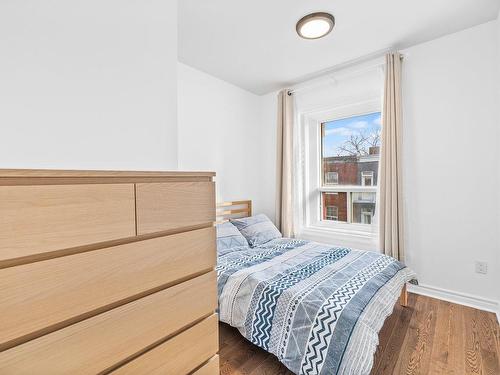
xmin=325 ymin=171 xmax=339 ymax=185
xmin=320 ymin=112 xmax=381 ymax=226
xmin=361 ymin=210 xmax=373 ymax=224
xmin=326 ymin=206 xmax=338 ymax=221
xmin=361 ymin=171 xmax=374 ymax=186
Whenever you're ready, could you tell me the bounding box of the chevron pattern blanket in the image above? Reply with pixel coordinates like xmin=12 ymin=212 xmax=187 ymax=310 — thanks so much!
xmin=217 ymin=238 xmax=415 ymax=375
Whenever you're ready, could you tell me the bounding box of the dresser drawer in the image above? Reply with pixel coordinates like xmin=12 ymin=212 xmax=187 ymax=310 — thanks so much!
xmin=0 ymin=226 xmax=215 ymax=351
xmin=114 ymin=314 xmax=218 ymax=374
xmin=0 ymin=272 xmax=217 ymax=374
xmin=193 ymin=356 xmax=220 ymax=375
xmin=0 ymin=184 xmax=136 ymax=266
xmin=135 ymin=182 xmax=215 ymax=235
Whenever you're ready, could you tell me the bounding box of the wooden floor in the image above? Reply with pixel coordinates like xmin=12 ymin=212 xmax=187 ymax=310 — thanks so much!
xmin=219 ymin=293 xmax=500 ymax=375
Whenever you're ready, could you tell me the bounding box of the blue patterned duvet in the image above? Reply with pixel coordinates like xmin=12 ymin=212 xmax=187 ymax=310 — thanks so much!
xmin=217 ymin=238 xmax=415 ymax=375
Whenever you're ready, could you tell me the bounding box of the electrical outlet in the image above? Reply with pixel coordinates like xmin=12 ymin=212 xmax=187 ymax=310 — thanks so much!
xmin=475 ymin=261 xmax=488 ymax=274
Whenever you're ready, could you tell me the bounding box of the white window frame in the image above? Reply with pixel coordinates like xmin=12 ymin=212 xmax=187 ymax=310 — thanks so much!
xmin=361 ymin=171 xmax=374 ymax=186
xmin=324 ymin=171 xmax=339 ymax=185
xmin=297 ymin=98 xmax=381 ymax=249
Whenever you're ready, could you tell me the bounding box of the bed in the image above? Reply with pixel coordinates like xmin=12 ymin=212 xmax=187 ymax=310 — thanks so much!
xmin=215 ymin=201 xmax=416 ymax=375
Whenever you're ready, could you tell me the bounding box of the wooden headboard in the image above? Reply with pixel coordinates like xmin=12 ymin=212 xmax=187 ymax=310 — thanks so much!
xmin=215 ymin=200 xmax=252 ymax=224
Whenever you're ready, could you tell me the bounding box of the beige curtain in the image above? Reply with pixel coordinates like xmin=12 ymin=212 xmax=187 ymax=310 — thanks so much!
xmin=379 ymin=52 xmax=404 ymax=261
xmin=276 ymin=89 xmax=295 ymax=237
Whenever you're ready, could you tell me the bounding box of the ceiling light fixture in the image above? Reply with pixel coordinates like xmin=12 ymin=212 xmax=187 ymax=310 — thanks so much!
xmin=296 ymin=12 xmax=335 ymax=40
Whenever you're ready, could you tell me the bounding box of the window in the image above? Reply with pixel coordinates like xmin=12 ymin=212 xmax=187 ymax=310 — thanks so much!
xmin=296 ymin=71 xmax=383 ymax=248
xmin=326 ymin=205 xmax=338 ymax=221
xmin=320 ymin=112 xmax=381 ymax=226
xmin=324 ymin=171 xmax=338 ymax=185
xmin=361 ymin=171 xmax=374 ymax=186
xmin=361 ymin=210 xmax=373 ymax=224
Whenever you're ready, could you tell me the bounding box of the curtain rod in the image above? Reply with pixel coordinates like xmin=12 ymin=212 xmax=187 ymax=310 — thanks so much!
xmin=288 ymin=49 xmax=404 ymax=95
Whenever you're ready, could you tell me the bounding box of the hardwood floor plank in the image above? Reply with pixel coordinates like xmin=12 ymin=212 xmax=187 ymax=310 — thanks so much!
xmin=219 ymin=323 xmax=241 ymax=351
xmin=393 ymin=294 xmax=438 ymax=374
xmin=219 ymin=323 xmax=287 ymax=375
xmin=464 ymin=306 xmax=483 ymax=374
xmin=250 ymin=355 xmax=293 ymax=375
xmin=428 ymin=299 xmax=459 ymax=374
xmin=372 ymin=294 xmax=415 ymax=375
xmin=477 ymin=309 xmax=500 ymax=374
xmin=219 ymin=324 xmax=271 ymax=375
xmin=447 ymin=300 xmax=466 ymax=374
xmin=239 ymin=349 xmax=281 ymax=375
xmin=219 ymin=294 xmax=500 ymax=375
xmin=372 ymin=300 xmax=402 ymax=366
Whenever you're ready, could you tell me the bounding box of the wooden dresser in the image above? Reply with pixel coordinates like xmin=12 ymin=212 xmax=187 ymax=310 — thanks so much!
xmin=0 ymin=169 xmax=218 ymax=374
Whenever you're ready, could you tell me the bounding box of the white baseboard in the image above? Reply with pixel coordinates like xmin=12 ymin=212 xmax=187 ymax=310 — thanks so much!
xmin=407 ymin=283 xmax=499 ymax=322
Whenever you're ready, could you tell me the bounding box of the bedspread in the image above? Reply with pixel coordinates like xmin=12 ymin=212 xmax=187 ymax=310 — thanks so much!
xmin=217 ymin=238 xmax=415 ymax=375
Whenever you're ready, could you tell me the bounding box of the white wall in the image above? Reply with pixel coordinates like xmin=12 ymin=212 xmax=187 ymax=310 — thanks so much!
xmin=0 ymin=0 xmax=178 ymax=170
xmin=178 ymin=63 xmax=275 ymax=219
xmin=497 ymin=12 xmax=500 ymax=319
xmin=259 ymin=91 xmax=279 ymax=222
xmin=402 ymin=21 xmax=499 ymax=303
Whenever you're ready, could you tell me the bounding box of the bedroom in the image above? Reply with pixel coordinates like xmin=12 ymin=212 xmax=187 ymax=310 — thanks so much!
xmin=0 ymin=0 xmax=499 ymax=374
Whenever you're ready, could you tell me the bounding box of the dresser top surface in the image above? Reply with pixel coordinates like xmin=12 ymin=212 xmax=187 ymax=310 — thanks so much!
xmin=0 ymin=169 xmax=216 ymax=178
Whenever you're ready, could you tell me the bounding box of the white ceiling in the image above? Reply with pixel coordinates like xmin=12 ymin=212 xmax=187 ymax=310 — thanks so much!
xmin=179 ymin=0 xmax=500 ymax=95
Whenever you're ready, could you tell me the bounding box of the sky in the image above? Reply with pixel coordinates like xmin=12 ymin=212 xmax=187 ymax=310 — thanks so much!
xmin=322 ymin=112 xmax=381 ymax=157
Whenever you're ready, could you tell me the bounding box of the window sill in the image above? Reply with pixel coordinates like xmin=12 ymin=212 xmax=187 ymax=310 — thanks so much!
xmin=313 ymin=220 xmax=378 ymax=234
xmin=297 ymin=225 xmax=379 ymax=252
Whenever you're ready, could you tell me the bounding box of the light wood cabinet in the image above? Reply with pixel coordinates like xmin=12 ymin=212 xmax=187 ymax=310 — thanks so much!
xmin=136 ymin=181 xmax=215 ymax=235
xmin=0 ymin=227 xmax=215 ymax=350
xmin=113 ymin=314 xmax=219 ymax=375
xmin=193 ymin=356 xmax=220 ymax=375
xmin=0 ymin=184 xmax=136 ymax=267
xmin=0 ymin=169 xmax=218 ymax=374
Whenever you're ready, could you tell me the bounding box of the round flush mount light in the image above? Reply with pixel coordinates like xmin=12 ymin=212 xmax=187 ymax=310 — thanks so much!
xmin=296 ymin=12 xmax=335 ymax=40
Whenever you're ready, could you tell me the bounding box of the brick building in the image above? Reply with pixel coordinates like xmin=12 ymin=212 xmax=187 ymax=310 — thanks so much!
xmin=322 ymin=146 xmax=379 ymax=223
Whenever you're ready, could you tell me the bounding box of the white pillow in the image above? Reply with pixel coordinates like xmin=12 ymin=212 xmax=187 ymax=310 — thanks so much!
xmin=230 ymin=214 xmax=282 ymax=247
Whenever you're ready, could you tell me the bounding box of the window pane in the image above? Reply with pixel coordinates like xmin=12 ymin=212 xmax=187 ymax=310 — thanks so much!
xmin=322 ymin=192 xmax=347 ymax=222
xmin=322 ymin=112 xmax=381 ymax=186
xmin=325 ymin=171 xmax=338 ymax=185
xmin=352 ymin=192 xmax=376 ymax=224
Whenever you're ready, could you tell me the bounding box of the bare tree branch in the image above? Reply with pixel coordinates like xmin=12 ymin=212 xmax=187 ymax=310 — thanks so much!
xmin=368 ymin=131 xmax=380 ymax=147
xmin=337 ymin=130 xmax=371 ymax=156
